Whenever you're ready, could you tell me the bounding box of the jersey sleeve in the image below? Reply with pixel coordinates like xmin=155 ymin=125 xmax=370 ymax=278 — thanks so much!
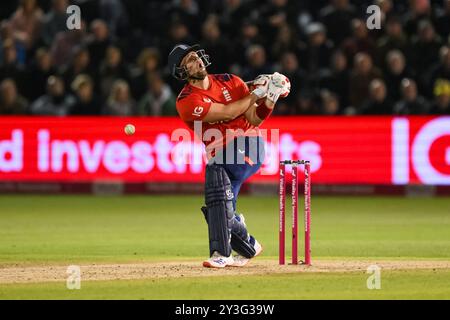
xmin=231 ymin=74 xmax=250 ymax=97
xmin=176 ymin=93 xmax=212 ymax=122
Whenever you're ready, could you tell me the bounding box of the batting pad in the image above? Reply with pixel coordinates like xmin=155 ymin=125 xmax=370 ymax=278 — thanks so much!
xmin=201 ymin=207 xmax=256 ymax=258
xmin=230 ymin=218 xmax=257 ymax=258
xmin=204 ymin=165 xmax=234 ymax=257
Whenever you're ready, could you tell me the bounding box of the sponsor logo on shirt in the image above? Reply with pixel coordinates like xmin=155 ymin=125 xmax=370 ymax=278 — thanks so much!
xmin=192 ymin=106 xmax=204 ymax=117
xmin=222 ymin=87 xmax=232 ymax=102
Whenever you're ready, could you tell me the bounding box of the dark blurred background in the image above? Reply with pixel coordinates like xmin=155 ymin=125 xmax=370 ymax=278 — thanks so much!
xmin=0 ymin=0 xmax=449 ymax=117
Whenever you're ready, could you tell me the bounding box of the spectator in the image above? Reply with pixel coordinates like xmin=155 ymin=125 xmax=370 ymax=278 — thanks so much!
xmin=163 ymin=21 xmax=196 ymax=59
xmin=218 ymin=0 xmax=254 ymax=39
xmin=99 ymin=0 xmax=129 ymax=38
xmin=26 ymin=47 xmax=57 ymax=101
xmin=349 ymin=53 xmax=383 ymax=111
xmin=0 ymin=78 xmax=28 ymax=114
xmin=0 ymin=39 xmax=26 ymax=92
xmin=9 ymin=0 xmax=43 ymax=50
xmin=384 ymin=50 xmax=415 ymax=102
xmin=295 ymin=91 xmax=319 ymax=115
xmin=394 ymin=78 xmax=429 ymax=114
xmin=278 ymin=52 xmax=307 ymax=108
xmin=0 ymin=0 xmax=449 ymax=116
xmin=299 ymin=22 xmax=334 ymax=77
xmin=259 ymin=0 xmax=299 ymax=44
xmin=320 ymin=90 xmax=341 ymax=115
xmin=103 ymin=79 xmax=135 ymax=116
xmin=319 ymin=0 xmax=357 ymax=46
xmin=273 ymin=51 xmax=305 ymax=115
xmin=30 ymin=75 xmax=75 ymax=116
xmin=271 ymin=24 xmax=301 ymax=61
xmin=427 ymin=46 xmax=450 ymax=98
xmin=376 ymin=0 xmax=394 ymax=27
xmin=142 ymin=0 xmax=170 ymax=44
xmin=409 ymin=20 xmax=442 ymax=76
xmin=430 ymin=78 xmax=450 ymax=114
xmin=319 ymin=50 xmax=350 ymax=109
xmin=0 ymin=20 xmax=26 ymax=65
xmin=341 ymin=19 xmax=376 ymax=61
xmin=130 ymin=47 xmax=161 ymax=100
xmin=241 ymin=44 xmax=272 ymax=81
xmin=166 ymin=0 xmax=201 ymax=39
xmin=62 ymin=47 xmax=95 ymax=93
xmin=99 ymin=45 xmax=129 ymax=99
xmin=434 ymin=0 xmax=450 ymax=40
xmin=42 ymin=0 xmax=69 ymax=47
xmin=365 ymin=0 xmax=394 ymax=41
xmin=375 ymin=16 xmax=409 ymax=69
xmin=86 ymin=19 xmax=112 ymax=68
xmin=361 ymin=79 xmax=393 ymax=115
xmin=70 ymin=74 xmax=101 ymax=115
xmin=50 ymin=20 xmax=87 ymax=68
xmin=138 ymin=72 xmax=177 ymax=116
xmin=200 ymin=16 xmax=229 ymax=74
xmin=403 ymin=0 xmax=432 ymax=37
xmin=231 ymin=20 xmax=265 ymax=70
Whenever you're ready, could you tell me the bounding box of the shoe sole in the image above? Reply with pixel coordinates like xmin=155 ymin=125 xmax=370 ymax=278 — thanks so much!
xmin=202 ymin=261 xmax=231 ymax=268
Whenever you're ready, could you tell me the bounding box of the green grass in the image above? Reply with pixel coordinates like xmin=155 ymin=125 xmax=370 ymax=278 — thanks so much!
xmin=2 ymin=270 xmax=450 ymax=300
xmin=1 ymin=195 xmax=449 ymax=264
xmin=0 ymin=195 xmax=449 ymax=299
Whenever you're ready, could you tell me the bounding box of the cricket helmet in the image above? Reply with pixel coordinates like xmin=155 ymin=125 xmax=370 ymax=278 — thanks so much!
xmin=167 ymin=44 xmax=211 ymax=80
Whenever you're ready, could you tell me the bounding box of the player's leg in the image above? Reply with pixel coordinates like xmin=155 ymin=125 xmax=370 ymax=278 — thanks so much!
xmin=225 ymin=162 xmax=263 ymax=265
xmin=202 ymin=164 xmax=235 ymax=268
xmin=201 ymin=166 xmax=257 ymax=260
xmin=201 ymin=204 xmax=256 ymax=259
xmin=201 ymin=142 xmax=259 ymax=260
xmin=202 ymin=136 xmax=265 ymax=265
xmin=225 ymin=136 xmax=265 ymax=264
xmin=233 ymin=136 xmax=265 ymax=265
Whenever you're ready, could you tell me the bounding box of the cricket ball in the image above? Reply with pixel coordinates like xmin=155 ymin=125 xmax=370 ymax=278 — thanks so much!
xmin=124 ymin=124 xmax=135 ymax=136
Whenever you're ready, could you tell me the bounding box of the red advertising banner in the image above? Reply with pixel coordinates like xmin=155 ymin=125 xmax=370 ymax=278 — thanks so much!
xmin=0 ymin=116 xmax=449 ymax=185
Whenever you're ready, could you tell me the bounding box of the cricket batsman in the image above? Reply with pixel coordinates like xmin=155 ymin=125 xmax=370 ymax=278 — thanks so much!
xmin=168 ymin=44 xmax=290 ymax=268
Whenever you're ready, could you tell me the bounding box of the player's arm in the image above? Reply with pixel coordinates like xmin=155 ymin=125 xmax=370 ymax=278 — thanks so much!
xmin=202 ymin=91 xmax=264 ymax=123
xmin=244 ymin=99 xmax=275 ymax=126
xmin=244 ymin=72 xmax=290 ymax=126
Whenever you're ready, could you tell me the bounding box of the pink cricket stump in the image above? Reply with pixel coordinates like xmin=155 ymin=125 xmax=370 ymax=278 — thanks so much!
xmin=279 ymin=163 xmax=286 ymax=265
xmin=291 ymin=164 xmax=298 ymax=265
xmin=304 ymin=162 xmax=311 ymax=265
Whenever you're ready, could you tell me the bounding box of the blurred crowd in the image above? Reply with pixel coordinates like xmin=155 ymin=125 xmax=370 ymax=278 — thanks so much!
xmin=0 ymin=0 xmax=449 ymax=116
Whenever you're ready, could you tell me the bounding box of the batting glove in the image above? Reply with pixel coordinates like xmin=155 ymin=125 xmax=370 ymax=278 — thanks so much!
xmin=249 ymin=74 xmax=271 ymax=99
xmin=277 ymin=73 xmax=290 ymax=98
xmin=266 ymin=72 xmax=284 ymax=103
xmin=267 ymin=72 xmax=291 ymax=103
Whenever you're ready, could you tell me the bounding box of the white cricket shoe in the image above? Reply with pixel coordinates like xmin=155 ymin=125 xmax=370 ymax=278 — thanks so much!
xmin=232 ymin=239 xmax=263 ymax=267
xmin=203 ymin=251 xmax=234 ymax=268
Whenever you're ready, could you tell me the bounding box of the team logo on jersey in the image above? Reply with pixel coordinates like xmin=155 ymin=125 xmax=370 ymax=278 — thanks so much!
xmin=222 ymin=87 xmax=232 ymax=102
xmin=192 ymin=106 xmax=204 ymax=117
xmin=226 ymin=189 xmax=234 ymax=200
xmin=203 ymin=97 xmax=212 ymax=103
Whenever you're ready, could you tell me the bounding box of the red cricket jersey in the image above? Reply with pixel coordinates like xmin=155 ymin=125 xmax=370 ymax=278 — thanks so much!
xmin=176 ymin=73 xmax=260 ymax=157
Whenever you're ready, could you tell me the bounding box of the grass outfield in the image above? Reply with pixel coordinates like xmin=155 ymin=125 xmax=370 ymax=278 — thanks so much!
xmin=2 ymin=270 xmax=450 ymax=300
xmin=0 ymin=195 xmax=449 ymax=299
